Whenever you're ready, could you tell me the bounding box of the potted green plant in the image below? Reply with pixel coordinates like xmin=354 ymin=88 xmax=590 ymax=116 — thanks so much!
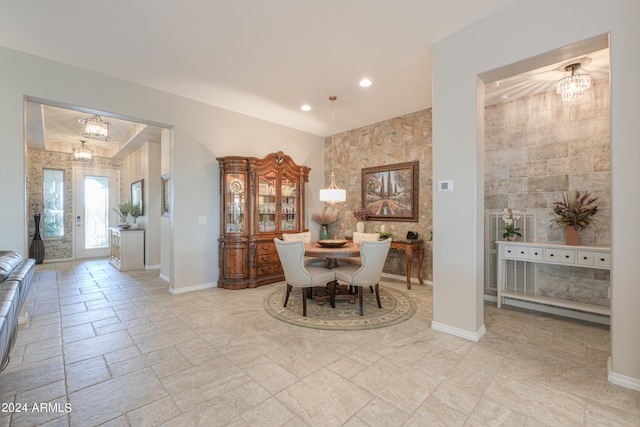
xmin=377 ymin=231 xmax=393 ymax=240
xmin=502 ymin=208 xmax=522 ymax=241
xmin=551 ymin=191 xmax=598 ymax=245
xmin=129 ymin=203 xmax=141 ymax=229
xmin=112 ymin=202 xmax=133 ymax=229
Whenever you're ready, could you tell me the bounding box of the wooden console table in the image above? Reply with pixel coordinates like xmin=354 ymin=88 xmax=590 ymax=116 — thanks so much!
xmin=389 ymin=238 xmax=424 ymax=289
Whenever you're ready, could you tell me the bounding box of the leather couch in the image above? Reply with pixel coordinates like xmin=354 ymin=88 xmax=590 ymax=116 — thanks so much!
xmin=0 ymin=251 xmax=34 ymax=371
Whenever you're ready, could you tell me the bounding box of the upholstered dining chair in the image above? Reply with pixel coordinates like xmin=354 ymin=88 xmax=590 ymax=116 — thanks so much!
xmin=341 ymin=232 xmax=380 ymax=267
xmin=282 ymin=232 xmax=324 ymax=266
xmin=274 ymin=238 xmax=335 ymax=316
xmin=333 ymin=239 xmax=391 ymax=316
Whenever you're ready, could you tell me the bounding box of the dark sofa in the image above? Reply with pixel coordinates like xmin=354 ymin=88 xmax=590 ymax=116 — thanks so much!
xmin=0 ymin=251 xmax=34 ymax=371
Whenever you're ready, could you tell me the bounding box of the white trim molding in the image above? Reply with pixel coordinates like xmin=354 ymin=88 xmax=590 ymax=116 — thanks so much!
xmin=431 ymin=321 xmax=486 ymax=342
xmin=608 ymin=357 xmax=640 ymax=392
xmin=169 ymin=281 xmax=217 ymax=295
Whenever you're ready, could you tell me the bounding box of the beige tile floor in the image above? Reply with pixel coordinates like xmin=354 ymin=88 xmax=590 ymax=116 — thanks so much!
xmin=0 ymin=259 xmax=638 ymax=426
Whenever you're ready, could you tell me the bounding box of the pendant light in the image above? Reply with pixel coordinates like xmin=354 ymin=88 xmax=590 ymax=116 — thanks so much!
xmin=73 ymin=140 xmax=93 ymax=162
xmin=79 ymin=114 xmax=111 ymax=141
xmin=319 ymin=96 xmax=346 ymax=203
xmin=556 ymin=63 xmax=591 ymax=102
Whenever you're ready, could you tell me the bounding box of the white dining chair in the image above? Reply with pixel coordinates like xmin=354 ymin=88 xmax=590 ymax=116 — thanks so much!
xmin=341 ymin=232 xmax=380 ymax=267
xmin=282 ymin=232 xmax=325 ymax=266
xmin=333 ymin=239 xmax=391 ymax=316
xmin=274 ymin=238 xmax=335 ymax=316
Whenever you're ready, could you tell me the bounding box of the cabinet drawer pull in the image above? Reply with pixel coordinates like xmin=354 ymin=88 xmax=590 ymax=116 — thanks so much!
xmin=600 ymin=258 xmax=605 ymax=262
xmin=533 ymin=252 xmax=539 ymax=255
xmin=565 ymin=255 xmax=570 ymax=258
xmin=583 ymin=256 xmax=588 ymax=260
xmin=550 ymin=254 xmax=554 ymax=257
xmin=520 ymin=251 xmax=525 ymax=255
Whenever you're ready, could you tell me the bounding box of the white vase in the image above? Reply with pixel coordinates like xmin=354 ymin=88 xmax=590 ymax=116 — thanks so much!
xmin=356 ymin=221 xmax=365 ymax=233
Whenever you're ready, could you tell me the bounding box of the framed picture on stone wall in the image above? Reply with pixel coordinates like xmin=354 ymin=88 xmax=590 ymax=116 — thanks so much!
xmin=361 ymin=161 xmax=419 ymax=221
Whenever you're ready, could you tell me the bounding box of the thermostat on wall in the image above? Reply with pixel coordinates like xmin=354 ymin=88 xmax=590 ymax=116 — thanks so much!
xmin=438 ymin=180 xmax=454 ymax=192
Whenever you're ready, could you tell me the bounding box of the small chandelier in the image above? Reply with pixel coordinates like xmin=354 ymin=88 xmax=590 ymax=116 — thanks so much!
xmin=79 ymin=114 xmax=111 ymax=140
xmin=73 ymin=140 xmax=94 ymax=162
xmin=319 ymin=96 xmax=346 ymax=204
xmin=556 ymin=63 xmax=591 ymax=102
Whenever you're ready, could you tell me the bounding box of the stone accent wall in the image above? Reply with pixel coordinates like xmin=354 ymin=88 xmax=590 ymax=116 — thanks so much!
xmin=484 ymin=80 xmax=611 ymax=301
xmin=325 ymin=109 xmax=433 ymax=281
xmin=27 ymin=149 xmax=121 ymax=261
xmin=485 ymin=79 xmax=611 ymax=245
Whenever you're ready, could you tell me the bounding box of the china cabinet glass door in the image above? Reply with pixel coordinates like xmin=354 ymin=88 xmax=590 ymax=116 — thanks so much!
xmin=280 ymin=174 xmax=298 ymax=231
xmin=257 ymin=171 xmax=277 ymax=232
xmin=224 ymin=173 xmax=246 ymax=234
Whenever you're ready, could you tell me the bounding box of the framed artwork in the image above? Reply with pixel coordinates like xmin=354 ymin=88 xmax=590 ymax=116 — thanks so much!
xmin=361 ymin=161 xmax=419 ymax=221
xmin=131 ymin=179 xmax=144 ymax=215
xmin=161 ymin=174 xmax=170 ymax=216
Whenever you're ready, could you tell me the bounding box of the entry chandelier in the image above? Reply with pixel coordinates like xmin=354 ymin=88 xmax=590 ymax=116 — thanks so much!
xmin=556 ymin=63 xmax=591 ymax=102
xmin=319 ymin=96 xmax=346 ymax=204
xmin=73 ymin=140 xmax=93 ymax=162
xmin=79 ymin=114 xmax=111 ymax=140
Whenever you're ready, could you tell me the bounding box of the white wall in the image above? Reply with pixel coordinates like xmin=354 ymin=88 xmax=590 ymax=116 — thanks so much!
xmin=0 ymin=46 xmax=324 ymax=293
xmin=433 ymin=0 xmax=640 ymax=387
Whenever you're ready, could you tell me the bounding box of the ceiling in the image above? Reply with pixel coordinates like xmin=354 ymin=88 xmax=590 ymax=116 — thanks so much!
xmin=2 ymin=0 xmax=610 ymax=152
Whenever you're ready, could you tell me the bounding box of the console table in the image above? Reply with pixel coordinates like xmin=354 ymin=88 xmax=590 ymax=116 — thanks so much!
xmin=496 ymin=241 xmax=610 ymax=316
xmin=389 ymin=238 xmax=424 ymax=290
xmin=109 ymin=228 xmax=144 ymax=271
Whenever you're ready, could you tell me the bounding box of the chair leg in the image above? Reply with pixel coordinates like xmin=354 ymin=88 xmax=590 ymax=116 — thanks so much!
xmin=284 ymin=284 xmax=292 ymax=307
xmin=375 ymin=283 xmax=381 ymax=308
xmin=329 ymin=280 xmax=337 ymax=308
xmin=358 ymin=286 xmax=364 ymax=316
xmin=302 ymin=288 xmax=308 ymax=316
xmin=369 ymin=286 xmax=374 ymax=293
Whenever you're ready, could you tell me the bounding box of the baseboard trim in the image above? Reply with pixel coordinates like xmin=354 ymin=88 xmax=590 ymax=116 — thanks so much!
xmin=18 ymin=314 xmax=29 ymax=325
xmin=431 ymin=321 xmax=486 ymax=342
xmin=159 ymin=273 xmax=170 ymax=282
xmin=484 ymin=295 xmax=610 ymax=326
xmin=608 ymin=357 xmax=640 ymax=391
xmin=169 ymin=281 xmax=217 ymax=294
xmin=145 ymin=264 xmax=161 ymax=270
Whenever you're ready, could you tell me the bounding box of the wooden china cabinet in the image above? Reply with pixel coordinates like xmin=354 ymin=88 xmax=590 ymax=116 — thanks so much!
xmin=217 ymin=151 xmax=310 ymax=289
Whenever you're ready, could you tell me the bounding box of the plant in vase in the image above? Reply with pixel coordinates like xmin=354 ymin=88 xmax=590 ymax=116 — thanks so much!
xmin=311 ymin=208 xmax=338 ymax=240
xmin=352 ymin=208 xmax=367 ymax=233
xmin=551 ymin=191 xmax=598 ymax=245
xmin=129 ymin=203 xmax=141 ymax=229
xmin=113 ymin=202 xmax=133 ymax=229
xmin=502 ymin=208 xmax=522 ymax=241
xmin=377 ymin=231 xmax=393 ymax=240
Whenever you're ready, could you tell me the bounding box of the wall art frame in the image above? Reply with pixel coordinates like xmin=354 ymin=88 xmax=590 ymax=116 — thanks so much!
xmin=361 ymin=161 xmax=419 ymax=221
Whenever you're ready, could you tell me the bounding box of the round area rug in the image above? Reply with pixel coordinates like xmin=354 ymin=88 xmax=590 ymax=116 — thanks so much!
xmin=263 ymin=283 xmax=416 ymax=330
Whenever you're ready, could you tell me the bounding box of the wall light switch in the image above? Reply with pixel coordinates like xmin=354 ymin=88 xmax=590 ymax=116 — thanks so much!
xmin=438 ymin=180 xmax=454 ymax=192
xmin=199 ymin=216 xmax=207 ymax=225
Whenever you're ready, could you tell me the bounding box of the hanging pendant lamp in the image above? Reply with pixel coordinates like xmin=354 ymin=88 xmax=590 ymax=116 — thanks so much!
xmin=319 ymin=96 xmax=346 ymax=203
xmin=556 ymin=63 xmax=591 ymax=102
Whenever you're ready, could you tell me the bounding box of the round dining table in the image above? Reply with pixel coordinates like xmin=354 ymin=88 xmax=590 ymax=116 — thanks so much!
xmin=304 ymin=241 xmax=361 ymax=307
xmin=303 ymin=241 xmax=360 ymax=269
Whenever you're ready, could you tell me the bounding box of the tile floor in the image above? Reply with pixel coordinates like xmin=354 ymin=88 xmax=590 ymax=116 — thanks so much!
xmin=0 ymin=259 xmax=638 ymax=426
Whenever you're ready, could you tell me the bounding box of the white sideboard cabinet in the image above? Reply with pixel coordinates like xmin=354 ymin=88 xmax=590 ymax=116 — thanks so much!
xmin=109 ymin=228 xmax=144 ymax=271
xmin=496 ymin=241 xmax=610 ymax=317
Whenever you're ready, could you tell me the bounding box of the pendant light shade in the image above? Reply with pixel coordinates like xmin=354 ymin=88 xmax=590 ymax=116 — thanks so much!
xmin=319 ymin=96 xmax=346 ymax=204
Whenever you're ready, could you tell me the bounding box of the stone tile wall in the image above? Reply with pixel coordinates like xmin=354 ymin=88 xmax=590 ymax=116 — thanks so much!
xmin=484 ymin=80 xmax=611 ymax=302
xmin=27 ymin=149 xmax=122 ymax=261
xmin=325 ymin=109 xmax=433 ymax=281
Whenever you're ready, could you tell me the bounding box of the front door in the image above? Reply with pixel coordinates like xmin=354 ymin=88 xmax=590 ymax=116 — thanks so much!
xmin=73 ymin=167 xmax=119 ymax=259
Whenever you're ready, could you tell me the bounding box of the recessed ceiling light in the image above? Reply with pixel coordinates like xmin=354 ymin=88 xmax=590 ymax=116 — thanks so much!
xmin=300 ymin=105 xmax=311 ymax=111
xmin=359 ymin=79 xmax=372 ymax=87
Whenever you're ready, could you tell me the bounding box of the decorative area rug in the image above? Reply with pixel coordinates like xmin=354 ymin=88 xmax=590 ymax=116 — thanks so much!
xmin=263 ymin=282 xmax=417 ymax=330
